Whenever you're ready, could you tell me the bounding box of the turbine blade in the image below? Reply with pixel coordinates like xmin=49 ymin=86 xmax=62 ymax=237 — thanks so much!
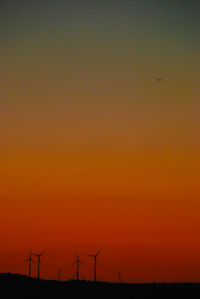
xmin=32 ymin=253 xmax=39 ymax=257
xmin=23 ymin=259 xmax=29 ymax=264
xmin=40 ymin=250 xmax=46 ymax=256
xmin=96 ymin=249 xmax=102 ymax=256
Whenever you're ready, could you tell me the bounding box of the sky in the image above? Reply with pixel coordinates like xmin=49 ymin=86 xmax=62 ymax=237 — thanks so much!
xmin=0 ymin=0 xmax=200 ymax=282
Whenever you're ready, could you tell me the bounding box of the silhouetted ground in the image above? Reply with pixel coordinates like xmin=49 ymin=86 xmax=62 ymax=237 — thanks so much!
xmin=1 ymin=273 xmax=200 ymax=298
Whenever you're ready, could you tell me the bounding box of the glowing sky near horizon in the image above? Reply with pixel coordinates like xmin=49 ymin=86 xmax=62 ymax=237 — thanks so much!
xmin=0 ymin=0 xmax=200 ymax=282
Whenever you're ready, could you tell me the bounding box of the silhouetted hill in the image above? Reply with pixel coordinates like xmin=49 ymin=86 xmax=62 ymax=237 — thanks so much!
xmin=1 ymin=273 xmax=200 ymax=298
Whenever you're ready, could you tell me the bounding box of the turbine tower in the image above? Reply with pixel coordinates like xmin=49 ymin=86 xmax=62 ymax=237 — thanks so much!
xmin=33 ymin=250 xmax=45 ymax=279
xmin=24 ymin=251 xmax=35 ymax=277
xmin=72 ymin=254 xmax=84 ymax=281
xmin=118 ymin=271 xmax=121 ymax=283
xmin=87 ymin=249 xmax=101 ymax=282
xmin=58 ymin=269 xmax=62 ymax=281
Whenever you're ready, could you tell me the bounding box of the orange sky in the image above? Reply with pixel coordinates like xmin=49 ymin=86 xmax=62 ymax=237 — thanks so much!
xmin=0 ymin=0 xmax=200 ymax=282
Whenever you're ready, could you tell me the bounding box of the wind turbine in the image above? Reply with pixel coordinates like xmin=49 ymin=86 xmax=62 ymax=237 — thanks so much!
xmin=33 ymin=250 xmax=45 ymax=279
xmin=24 ymin=250 xmax=35 ymax=277
xmin=118 ymin=271 xmax=121 ymax=283
xmin=87 ymin=249 xmax=101 ymax=282
xmin=72 ymin=254 xmax=84 ymax=281
xmin=58 ymin=269 xmax=62 ymax=281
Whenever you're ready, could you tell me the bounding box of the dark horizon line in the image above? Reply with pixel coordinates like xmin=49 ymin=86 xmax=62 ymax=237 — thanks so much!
xmin=1 ymin=272 xmax=200 ymax=285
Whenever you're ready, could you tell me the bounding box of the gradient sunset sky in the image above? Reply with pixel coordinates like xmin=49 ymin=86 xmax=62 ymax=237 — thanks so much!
xmin=0 ymin=0 xmax=200 ymax=282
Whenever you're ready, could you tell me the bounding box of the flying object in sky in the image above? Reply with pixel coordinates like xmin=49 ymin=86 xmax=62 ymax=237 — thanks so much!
xmin=156 ymin=78 xmax=164 ymax=82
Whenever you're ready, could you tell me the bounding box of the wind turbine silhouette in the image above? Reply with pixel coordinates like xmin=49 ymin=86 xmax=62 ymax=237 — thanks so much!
xmin=58 ymin=269 xmax=62 ymax=281
xmin=118 ymin=271 xmax=121 ymax=283
xmin=87 ymin=249 xmax=101 ymax=282
xmin=33 ymin=250 xmax=45 ymax=279
xmin=24 ymin=251 xmax=35 ymax=277
xmin=72 ymin=254 xmax=84 ymax=281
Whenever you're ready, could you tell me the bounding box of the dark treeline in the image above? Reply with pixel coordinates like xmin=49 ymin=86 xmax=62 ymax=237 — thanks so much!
xmin=0 ymin=273 xmax=200 ymax=298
